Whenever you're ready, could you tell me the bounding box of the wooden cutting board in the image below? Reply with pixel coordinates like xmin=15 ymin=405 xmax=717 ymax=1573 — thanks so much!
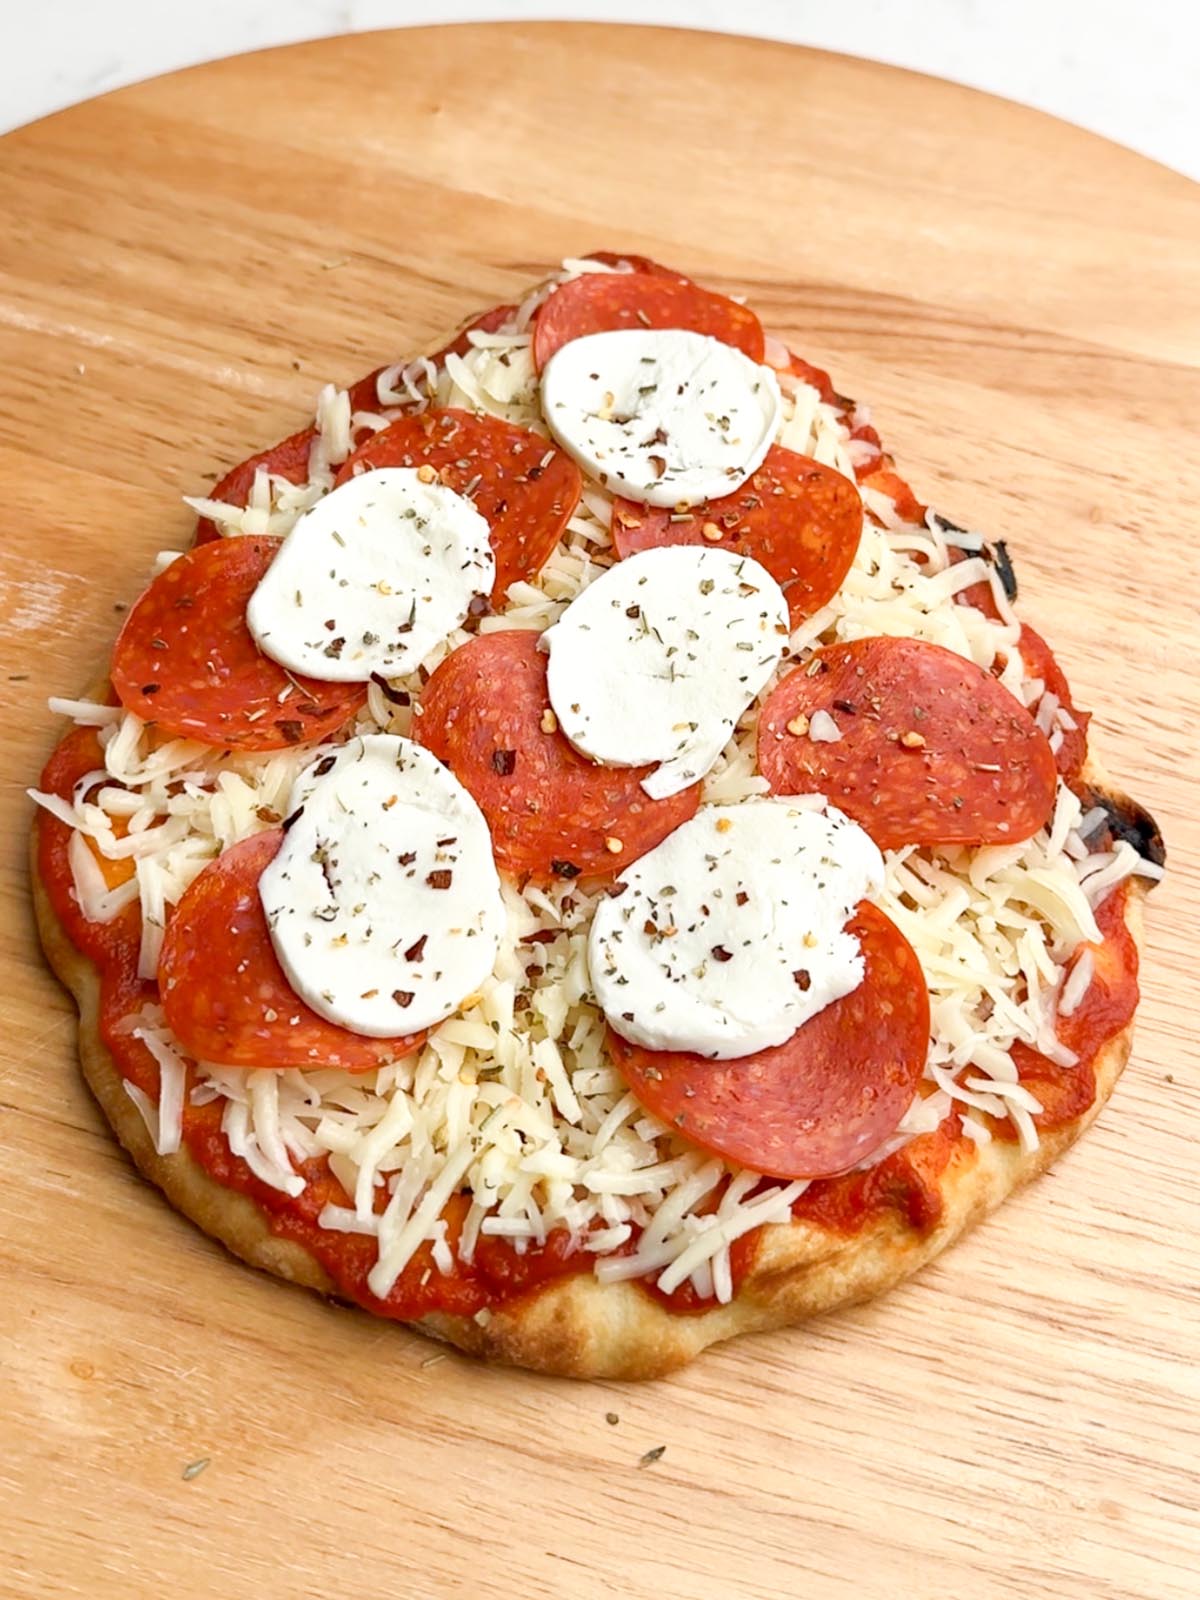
xmin=1 ymin=24 xmax=1197 ymax=1600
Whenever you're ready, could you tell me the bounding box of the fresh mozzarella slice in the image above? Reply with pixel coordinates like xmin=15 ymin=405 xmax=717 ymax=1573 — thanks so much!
xmin=540 ymin=328 xmax=782 ymax=507
xmin=541 ymin=545 xmax=789 ymax=799
xmin=246 ymin=467 xmax=494 ymax=682
xmin=589 ymin=799 xmax=885 ymax=1060
xmin=260 ymin=734 xmax=504 ymax=1036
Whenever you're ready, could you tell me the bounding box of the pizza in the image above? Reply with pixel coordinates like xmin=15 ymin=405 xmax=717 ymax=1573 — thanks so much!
xmin=30 ymin=253 xmax=1165 ymax=1379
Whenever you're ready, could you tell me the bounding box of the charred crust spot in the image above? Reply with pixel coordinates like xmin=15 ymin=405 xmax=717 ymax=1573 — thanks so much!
xmin=988 ymin=539 xmax=1018 ymax=602
xmin=930 ymin=510 xmax=1018 ymax=601
xmin=1083 ymin=783 xmax=1166 ymax=871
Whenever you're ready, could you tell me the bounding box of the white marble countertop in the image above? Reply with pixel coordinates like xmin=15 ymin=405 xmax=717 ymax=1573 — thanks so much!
xmin=4 ymin=0 xmax=1196 ymax=180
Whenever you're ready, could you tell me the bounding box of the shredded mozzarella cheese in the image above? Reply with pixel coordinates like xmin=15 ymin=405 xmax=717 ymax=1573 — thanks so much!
xmin=32 ymin=260 xmax=1152 ymax=1305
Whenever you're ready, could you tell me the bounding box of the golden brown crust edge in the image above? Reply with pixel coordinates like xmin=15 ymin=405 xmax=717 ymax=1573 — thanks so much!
xmin=30 ymin=765 xmax=1149 ymax=1382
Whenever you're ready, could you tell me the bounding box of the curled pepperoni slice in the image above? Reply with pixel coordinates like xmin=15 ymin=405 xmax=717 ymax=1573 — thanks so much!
xmin=609 ymin=902 xmax=929 ymax=1180
xmin=611 ymin=445 xmax=862 ymax=625
xmin=413 ymin=630 xmax=699 ymax=881
xmin=757 ymin=636 xmax=1057 ymax=850
xmin=194 ymin=304 xmax=520 ymax=545
xmin=111 ymin=537 xmax=364 ymax=750
xmin=1016 ymin=623 xmax=1090 ymax=782
xmin=335 ymin=408 xmax=581 ymax=601
xmin=159 ymin=830 xmax=425 ymax=1071
xmin=533 ymin=271 xmax=765 ymax=370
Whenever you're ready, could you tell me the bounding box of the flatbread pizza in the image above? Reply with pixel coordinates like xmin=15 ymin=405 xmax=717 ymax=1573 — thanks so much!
xmin=31 ymin=253 xmax=1164 ymax=1378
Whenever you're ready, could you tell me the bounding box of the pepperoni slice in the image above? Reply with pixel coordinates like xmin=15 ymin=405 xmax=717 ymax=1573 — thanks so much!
xmin=609 ymin=902 xmax=929 ymax=1180
xmin=858 ymin=456 xmax=926 ymax=525
xmin=159 ymin=830 xmax=425 ymax=1071
xmin=426 ymin=301 xmax=520 ymax=367
xmin=334 ymin=408 xmax=581 ymax=601
xmin=779 ymin=348 xmax=840 ymax=408
xmin=761 ymin=341 xmax=844 ymax=409
xmin=757 ymin=636 xmax=1057 ymax=850
xmin=345 ymin=302 xmax=521 ymax=414
xmin=413 ymin=629 xmax=699 ymax=881
xmin=1016 ymin=623 xmax=1090 ymax=782
xmin=532 ymin=271 xmax=765 ymax=370
xmin=195 ymin=426 xmax=315 ymax=545
xmin=611 ymin=445 xmax=862 ymax=624
xmin=111 ymin=536 xmax=364 ymax=750
xmin=579 ymin=251 xmax=688 ymax=280
xmin=194 ymin=304 xmax=520 ymax=545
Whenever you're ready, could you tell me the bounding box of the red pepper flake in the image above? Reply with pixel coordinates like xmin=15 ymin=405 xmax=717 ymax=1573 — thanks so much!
xmin=392 ymin=990 xmax=414 ymax=1008
xmin=426 ymin=869 xmax=453 ymax=890
xmin=794 ymin=969 xmax=812 ymax=991
xmin=551 ymin=859 xmax=582 ymax=879
xmin=491 ymin=749 xmax=517 ymax=776
xmin=711 ymin=945 xmax=733 ymax=963
xmin=404 ymin=934 xmax=427 ymax=962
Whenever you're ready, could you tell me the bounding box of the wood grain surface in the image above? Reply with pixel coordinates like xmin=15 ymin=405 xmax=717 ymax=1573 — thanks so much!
xmin=1 ymin=23 xmax=1198 ymax=1600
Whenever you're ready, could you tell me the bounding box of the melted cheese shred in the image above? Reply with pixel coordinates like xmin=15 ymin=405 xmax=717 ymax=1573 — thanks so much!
xmin=32 ymin=258 xmax=1163 ymax=1307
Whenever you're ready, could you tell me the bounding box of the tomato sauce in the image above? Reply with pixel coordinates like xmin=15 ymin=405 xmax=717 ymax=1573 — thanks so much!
xmin=37 ymin=726 xmax=141 ymax=973
xmin=790 ymin=1111 xmax=965 ymax=1236
xmin=1016 ymin=623 xmax=1091 ymax=782
xmin=1001 ymin=881 xmax=1139 ymax=1138
xmin=639 ymin=1230 xmax=762 ymax=1316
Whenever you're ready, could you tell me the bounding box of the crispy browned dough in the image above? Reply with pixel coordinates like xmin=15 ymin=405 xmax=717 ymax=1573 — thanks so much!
xmin=31 ymin=769 xmax=1148 ymax=1380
